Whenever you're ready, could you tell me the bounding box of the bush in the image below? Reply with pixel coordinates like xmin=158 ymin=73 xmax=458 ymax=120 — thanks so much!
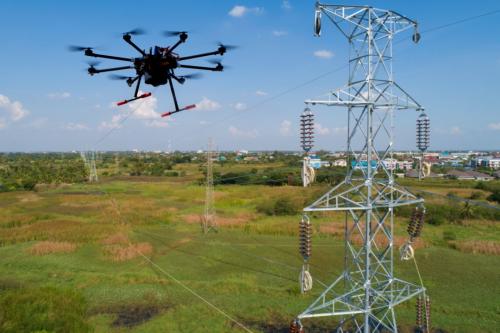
xmin=256 ymin=196 xmax=301 ymax=216
xmin=0 ymin=286 xmax=91 ymax=333
xmin=487 ymin=190 xmax=500 ymax=204
xmin=442 ymin=230 xmax=457 ymax=241
xmin=428 ymin=214 xmax=446 ymax=226
xmin=469 ymin=191 xmax=483 ymax=200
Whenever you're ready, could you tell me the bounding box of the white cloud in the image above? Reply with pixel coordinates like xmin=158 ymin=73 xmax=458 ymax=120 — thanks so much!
xmin=99 ymin=114 xmax=124 ymax=130
xmin=199 ymin=120 xmax=210 ymax=125
xmin=0 ymin=118 xmax=6 ymax=129
xmin=450 ymin=126 xmax=462 ymax=135
xmin=128 ymin=92 xmax=159 ymax=120
xmin=314 ymin=50 xmax=334 ymax=59
xmin=282 ymin=0 xmax=292 ymax=10
xmin=279 ymin=120 xmax=292 ymax=136
xmin=315 ymin=123 xmax=330 ymax=135
xmin=229 ymin=125 xmax=258 ymax=138
xmin=232 ymin=102 xmax=247 ymax=111
xmin=47 ymin=92 xmax=71 ymax=99
xmin=63 ymin=122 xmax=89 ymax=131
xmin=196 ymin=97 xmax=221 ymax=111
xmin=272 ymin=30 xmax=288 ymax=37
xmin=229 ymin=5 xmax=263 ymax=17
xmin=488 ymin=122 xmax=500 ymax=130
xmin=332 ymin=126 xmax=347 ymax=135
xmin=256 ymin=90 xmax=268 ymax=96
xmin=0 ymin=94 xmax=29 ymax=123
xmin=146 ymin=120 xmax=170 ymax=128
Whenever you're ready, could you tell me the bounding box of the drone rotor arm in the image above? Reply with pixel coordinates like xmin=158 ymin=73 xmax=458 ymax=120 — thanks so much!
xmin=86 ymin=51 xmax=132 ymax=62
xmin=123 ymin=35 xmax=146 ymax=56
xmin=91 ymin=65 xmax=135 ymax=74
xmin=179 ymin=64 xmax=221 ymax=72
xmin=178 ymin=50 xmax=222 ymax=61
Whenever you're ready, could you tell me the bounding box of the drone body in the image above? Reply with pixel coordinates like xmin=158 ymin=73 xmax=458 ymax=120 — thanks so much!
xmin=71 ymin=30 xmax=232 ymax=117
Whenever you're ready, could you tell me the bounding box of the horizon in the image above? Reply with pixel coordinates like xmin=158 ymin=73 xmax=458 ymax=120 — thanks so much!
xmin=0 ymin=1 xmax=499 ymax=152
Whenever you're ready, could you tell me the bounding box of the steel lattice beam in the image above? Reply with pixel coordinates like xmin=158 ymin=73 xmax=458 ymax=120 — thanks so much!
xmin=296 ymin=4 xmax=425 ymax=333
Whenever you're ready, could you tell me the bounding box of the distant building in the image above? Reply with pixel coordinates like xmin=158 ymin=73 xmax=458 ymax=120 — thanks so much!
xmin=446 ymin=169 xmax=493 ymax=181
xmin=332 ymin=159 xmax=347 ymax=167
xmin=471 ymin=157 xmax=500 ymax=169
xmin=309 ymin=156 xmax=322 ymax=169
xmin=396 ymin=160 xmax=413 ymax=170
xmin=405 ymin=169 xmax=440 ymax=178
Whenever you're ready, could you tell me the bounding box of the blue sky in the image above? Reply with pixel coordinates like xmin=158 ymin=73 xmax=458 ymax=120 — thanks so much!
xmin=0 ymin=0 xmax=499 ymax=152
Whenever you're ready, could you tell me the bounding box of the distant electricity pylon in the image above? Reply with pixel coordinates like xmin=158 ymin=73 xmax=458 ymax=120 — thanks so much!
xmin=416 ymin=111 xmax=431 ymax=180
xmin=80 ymin=151 xmax=98 ymax=182
xmin=292 ymin=4 xmax=428 ymax=333
xmin=202 ymin=138 xmax=217 ymax=234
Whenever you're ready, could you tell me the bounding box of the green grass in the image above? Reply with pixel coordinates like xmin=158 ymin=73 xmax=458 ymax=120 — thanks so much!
xmin=0 ymin=174 xmax=499 ymax=332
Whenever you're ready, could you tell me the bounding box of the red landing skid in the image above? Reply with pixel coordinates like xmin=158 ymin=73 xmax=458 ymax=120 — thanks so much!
xmin=161 ymin=104 xmax=196 ymax=118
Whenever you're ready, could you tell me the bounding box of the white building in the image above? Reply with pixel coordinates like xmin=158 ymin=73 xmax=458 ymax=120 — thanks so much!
xmin=332 ymin=159 xmax=347 ymax=167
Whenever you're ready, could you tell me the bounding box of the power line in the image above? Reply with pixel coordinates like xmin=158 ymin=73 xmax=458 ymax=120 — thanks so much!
xmin=421 ymin=9 xmax=500 ymax=34
xmin=134 ymin=249 xmax=255 ymax=333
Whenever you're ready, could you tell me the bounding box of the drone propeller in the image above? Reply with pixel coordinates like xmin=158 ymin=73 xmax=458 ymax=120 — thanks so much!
xmin=86 ymin=60 xmax=101 ymax=67
xmin=216 ymin=42 xmax=238 ymax=54
xmin=175 ymin=73 xmax=202 ymax=84
xmin=123 ymin=28 xmax=146 ymax=36
xmin=181 ymin=73 xmax=202 ymax=80
xmin=163 ymin=30 xmax=189 ymax=37
xmin=207 ymin=59 xmax=225 ymax=71
xmin=86 ymin=61 xmax=101 ymax=75
xmin=108 ymin=74 xmax=131 ymax=80
xmin=68 ymin=45 xmax=95 ymax=52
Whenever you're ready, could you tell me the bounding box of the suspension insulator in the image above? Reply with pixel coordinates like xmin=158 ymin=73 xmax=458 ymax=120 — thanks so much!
xmin=425 ymin=296 xmax=431 ymax=331
xmin=300 ymin=108 xmax=314 ymax=153
xmin=408 ymin=206 xmax=426 ymax=239
xmin=416 ymin=296 xmax=423 ymax=328
xmin=299 ymin=215 xmax=312 ymax=260
xmin=416 ymin=111 xmax=430 ymax=152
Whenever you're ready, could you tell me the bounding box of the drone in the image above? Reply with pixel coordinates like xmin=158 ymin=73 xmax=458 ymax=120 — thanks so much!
xmin=70 ymin=29 xmax=234 ymax=117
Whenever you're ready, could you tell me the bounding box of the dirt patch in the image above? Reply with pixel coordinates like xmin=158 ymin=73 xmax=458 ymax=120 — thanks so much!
xmin=112 ymin=304 xmax=160 ymax=328
xmin=17 ymin=193 xmax=41 ymax=203
xmin=451 ymin=240 xmax=500 ymax=256
xmin=29 ymin=241 xmax=76 ymax=255
xmin=101 ymin=232 xmax=129 ymax=245
xmin=104 ymin=242 xmax=153 ymax=262
xmin=182 ymin=213 xmax=253 ymax=226
xmin=319 ymin=222 xmax=344 ymax=236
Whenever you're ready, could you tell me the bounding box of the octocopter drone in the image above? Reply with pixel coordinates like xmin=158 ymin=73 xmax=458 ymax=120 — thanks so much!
xmin=70 ymin=29 xmax=235 ymax=117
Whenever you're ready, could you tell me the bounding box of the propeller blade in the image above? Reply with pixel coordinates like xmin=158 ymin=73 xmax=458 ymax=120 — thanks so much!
xmin=68 ymin=45 xmax=94 ymax=52
xmin=124 ymin=28 xmax=146 ymax=36
xmin=109 ymin=74 xmax=130 ymax=80
xmin=207 ymin=59 xmax=222 ymax=65
xmin=86 ymin=60 xmax=101 ymax=67
xmin=217 ymin=42 xmax=238 ymax=51
xmin=181 ymin=73 xmax=203 ymax=80
xmin=207 ymin=59 xmax=226 ymax=71
xmin=163 ymin=30 xmax=189 ymax=37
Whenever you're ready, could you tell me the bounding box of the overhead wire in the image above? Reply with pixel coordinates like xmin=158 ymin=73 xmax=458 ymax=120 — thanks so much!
xmin=75 ymin=8 xmax=500 ymax=329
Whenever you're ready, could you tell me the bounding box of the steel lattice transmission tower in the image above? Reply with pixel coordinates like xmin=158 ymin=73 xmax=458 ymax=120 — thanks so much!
xmin=202 ymin=138 xmax=217 ymax=234
xmin=80 ymin=151 xmax=98 ymax=182
xmin=294 ymin=4 xmax=427 ymax=332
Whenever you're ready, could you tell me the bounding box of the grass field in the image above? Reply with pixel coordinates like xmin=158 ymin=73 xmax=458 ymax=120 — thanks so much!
xmin=0 ymin=165 xmax=499 ymax=333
